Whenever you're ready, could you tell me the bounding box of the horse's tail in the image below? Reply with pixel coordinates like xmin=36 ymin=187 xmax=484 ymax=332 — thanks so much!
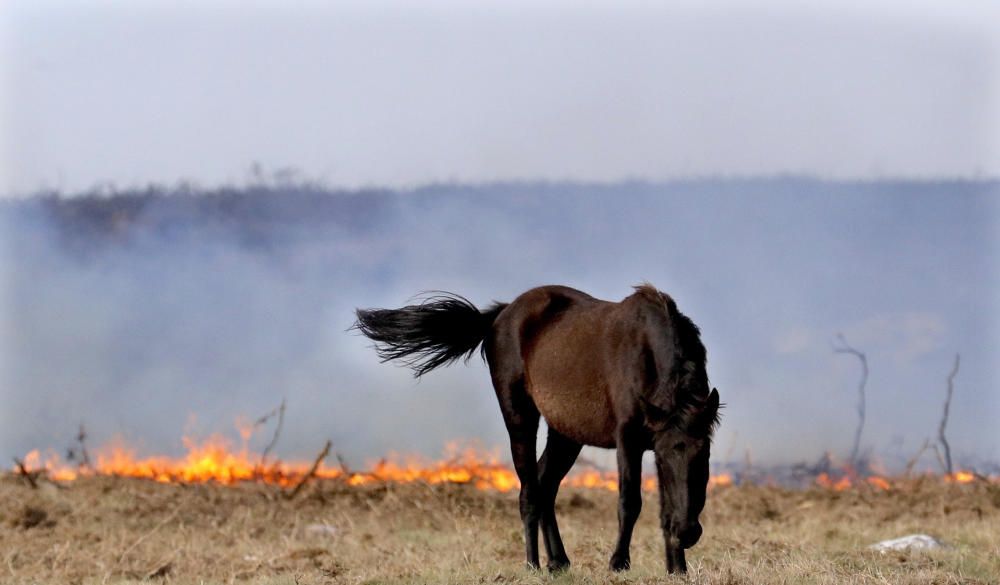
xmin=353 ymin=293 xmax=508 ymax=377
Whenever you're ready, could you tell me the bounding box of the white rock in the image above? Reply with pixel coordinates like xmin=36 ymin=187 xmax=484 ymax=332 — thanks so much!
xmin=304 ymin=523 xmax=338 ymax=537
xmin=869 ymin=534 xmax=948 ymax=552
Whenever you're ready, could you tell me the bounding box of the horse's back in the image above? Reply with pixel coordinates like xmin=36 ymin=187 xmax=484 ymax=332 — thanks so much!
xmin=489 ymin=286 xmax=629 ymax=447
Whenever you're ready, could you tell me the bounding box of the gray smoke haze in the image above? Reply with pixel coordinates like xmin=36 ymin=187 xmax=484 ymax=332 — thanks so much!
xmin=1 ymin=180 xmax=997 ymax=471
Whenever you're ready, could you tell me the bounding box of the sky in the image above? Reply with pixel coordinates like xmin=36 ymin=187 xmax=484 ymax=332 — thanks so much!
xmin=2 ymin=0 xmax=999 ymax=194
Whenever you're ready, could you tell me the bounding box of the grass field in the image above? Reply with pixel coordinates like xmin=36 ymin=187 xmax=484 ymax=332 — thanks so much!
xmin=2 ymin=474 xmax=998 ymax=585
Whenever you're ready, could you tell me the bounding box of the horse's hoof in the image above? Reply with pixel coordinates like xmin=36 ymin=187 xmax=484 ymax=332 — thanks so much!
xmin=547 ymin=558 xmax=571 ymax=573
xmin=609 ymin=554 xmax=631 ymax=572
xmin=665 ymin=546 xmax=687 ymax=574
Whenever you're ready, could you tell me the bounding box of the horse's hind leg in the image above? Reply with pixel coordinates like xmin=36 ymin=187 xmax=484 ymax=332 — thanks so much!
xmin=537 ymin=427 xmax=582 ymax=572
xmin=493 ymin=370 xmax=542 ymax=569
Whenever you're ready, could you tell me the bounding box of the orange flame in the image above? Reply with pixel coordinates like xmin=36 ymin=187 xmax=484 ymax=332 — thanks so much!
xmin=709 ymin=473 xmax=734 ymax=489
xmin=813 ymin=468 xmax=982 ymax=491
xmin=13 ymin=427 xmax=987 ymax=492
xmin=14 ymin=433 xmax=749 ymax=493
xmin=946 ymin=470 xmax=976 ymax=484
xmin=815 ymin=472 xmax=853 ymax=491
xmin=865 ymin=476 xmax=891 ymax=490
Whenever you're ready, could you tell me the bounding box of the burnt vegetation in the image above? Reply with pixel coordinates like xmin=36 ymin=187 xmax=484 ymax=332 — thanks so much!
xmin=8 ymin=182 xmax=394 ymax=254
xmin=4 ymin=176 xmax=990 ymax=254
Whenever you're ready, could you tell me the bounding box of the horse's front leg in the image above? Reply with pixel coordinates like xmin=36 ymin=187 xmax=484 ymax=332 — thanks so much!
xmin=609 ymin=426 xmax=644 ymax=571
xmin=655 ymin=451 xmax=687 ymax=574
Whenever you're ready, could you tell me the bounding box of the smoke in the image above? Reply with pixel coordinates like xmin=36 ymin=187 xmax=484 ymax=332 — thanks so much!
xmin=5 ymin=2 xmax=999 ymax=192
xmin=1 ymin=180 xmax=997 ymax=470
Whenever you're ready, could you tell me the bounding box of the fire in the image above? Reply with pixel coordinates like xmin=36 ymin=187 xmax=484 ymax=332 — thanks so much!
xmin=814 ymin=469 xmax=981 ymax=491
xmin=814 ymin=469 xmax=896 ymax=491
xmin=13 ymin=427 xmax=986 ymax=492
xmin=865 ymin=476 xmax=892 ymax=490
xmin=709 ymin=473 xmax=734 ymax=489
xmin=333 ymin=443 xmax=521 ymax=491
xmin=13 ymin=433 xmax=744 ymax=493
xmin=946 ymin=470 xmax=976 ymax=484
xmin=815 ymin=472 xmax=854 ymax=491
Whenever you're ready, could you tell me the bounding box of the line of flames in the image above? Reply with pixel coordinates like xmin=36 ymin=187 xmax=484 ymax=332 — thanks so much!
xmin=14 ymin=435 xmax=979 ymax=492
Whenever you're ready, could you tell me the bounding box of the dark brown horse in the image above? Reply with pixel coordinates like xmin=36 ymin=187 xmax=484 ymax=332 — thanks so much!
xmin=354 ymin=284 xmax=721 ymax=574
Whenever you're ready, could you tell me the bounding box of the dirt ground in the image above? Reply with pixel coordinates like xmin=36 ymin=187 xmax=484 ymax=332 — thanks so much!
xmin=2 ymin=473 xmax=998 ymax=585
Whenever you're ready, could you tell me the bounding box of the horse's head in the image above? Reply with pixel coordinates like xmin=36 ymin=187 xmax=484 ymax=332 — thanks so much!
xmin=642 ymin=386 xmax=721 ymax=570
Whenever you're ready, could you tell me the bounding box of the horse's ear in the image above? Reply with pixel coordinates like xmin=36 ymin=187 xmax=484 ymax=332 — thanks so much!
xmin=701 ymin=388 xmax=722 ymax=433
xmin=706 ymin=388 xmax=720 ymax=414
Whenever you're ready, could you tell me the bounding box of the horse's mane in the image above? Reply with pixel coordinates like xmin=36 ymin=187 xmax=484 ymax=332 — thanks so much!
xmin=632 ymin=284 xmax=718 ymax=436
xmin=631 ymin=283 xmax=706 ymax=368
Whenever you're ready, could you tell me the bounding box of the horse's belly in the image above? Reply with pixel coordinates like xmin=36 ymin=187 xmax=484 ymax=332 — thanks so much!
xmin=527 ymin=382 xmax=617 ymax=448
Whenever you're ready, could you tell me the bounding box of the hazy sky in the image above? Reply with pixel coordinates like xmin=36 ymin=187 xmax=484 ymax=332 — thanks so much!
xmin=3 ymin=0 xmax=999 ymax=194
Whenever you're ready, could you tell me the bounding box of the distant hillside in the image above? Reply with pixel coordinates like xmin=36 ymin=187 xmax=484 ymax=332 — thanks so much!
xmin=4 ymin=178 xmax=995 ymax=254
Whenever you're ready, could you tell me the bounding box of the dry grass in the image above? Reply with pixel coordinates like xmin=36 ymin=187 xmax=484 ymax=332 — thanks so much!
xmin=2 ymin=473 xmax=998 ymax=585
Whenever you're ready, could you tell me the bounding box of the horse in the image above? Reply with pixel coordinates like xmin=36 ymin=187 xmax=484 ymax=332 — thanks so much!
xmin=354 ymin=284 xmax=721 ymax=574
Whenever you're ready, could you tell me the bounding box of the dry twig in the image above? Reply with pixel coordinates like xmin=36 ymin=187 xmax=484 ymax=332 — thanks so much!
xmin=335 ymin=452 xmax=352 ymax=475
xmin=938 ymin=354 xmax=960 ymax=475
xmin=930 ymin=443 xmax=947 ymax=474
xmin=258 ymin=398 xmax=287 ymax=467
xmin=77 ymin=423 xmax=92 ymax=468
xmin=833 ymin=333 xmax=868 ymax=467
xmin=66 ymin=423 xmax=94 ymax=470
xmin=285 ymin=440 xmax=332 ymax=500
xmin=904 ymin=439 xmax=932 ymax=476
xmin=12 ymin=457 xmax=39 ymax=489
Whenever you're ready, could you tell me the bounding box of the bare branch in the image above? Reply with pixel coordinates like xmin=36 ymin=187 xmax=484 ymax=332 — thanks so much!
xmin=285 ymin=440 xmax=332 ymax=500
xmin=938 ymin=353 xmax=960 ymax=475
xmin=77 ymin=423 xmax=92 ymax=469
xmin=904 ymin=438 xmax=931 ymax=477
xmin=258 ymin=398 xmax=286 ymax=467
xmin=12 ymin=457 xmax=39 ymax=489
xmin=335 ymin=452 xmax=352 ymax=476
xmin=833 ymin=333 xmax=868 ymax=467
xmin=930 ymin=443 xmax=947 ymax=474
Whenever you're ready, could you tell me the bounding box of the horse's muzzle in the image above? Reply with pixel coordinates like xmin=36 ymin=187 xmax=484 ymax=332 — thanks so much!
xmin=677 ymin=522 xmax=703 ymax=549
